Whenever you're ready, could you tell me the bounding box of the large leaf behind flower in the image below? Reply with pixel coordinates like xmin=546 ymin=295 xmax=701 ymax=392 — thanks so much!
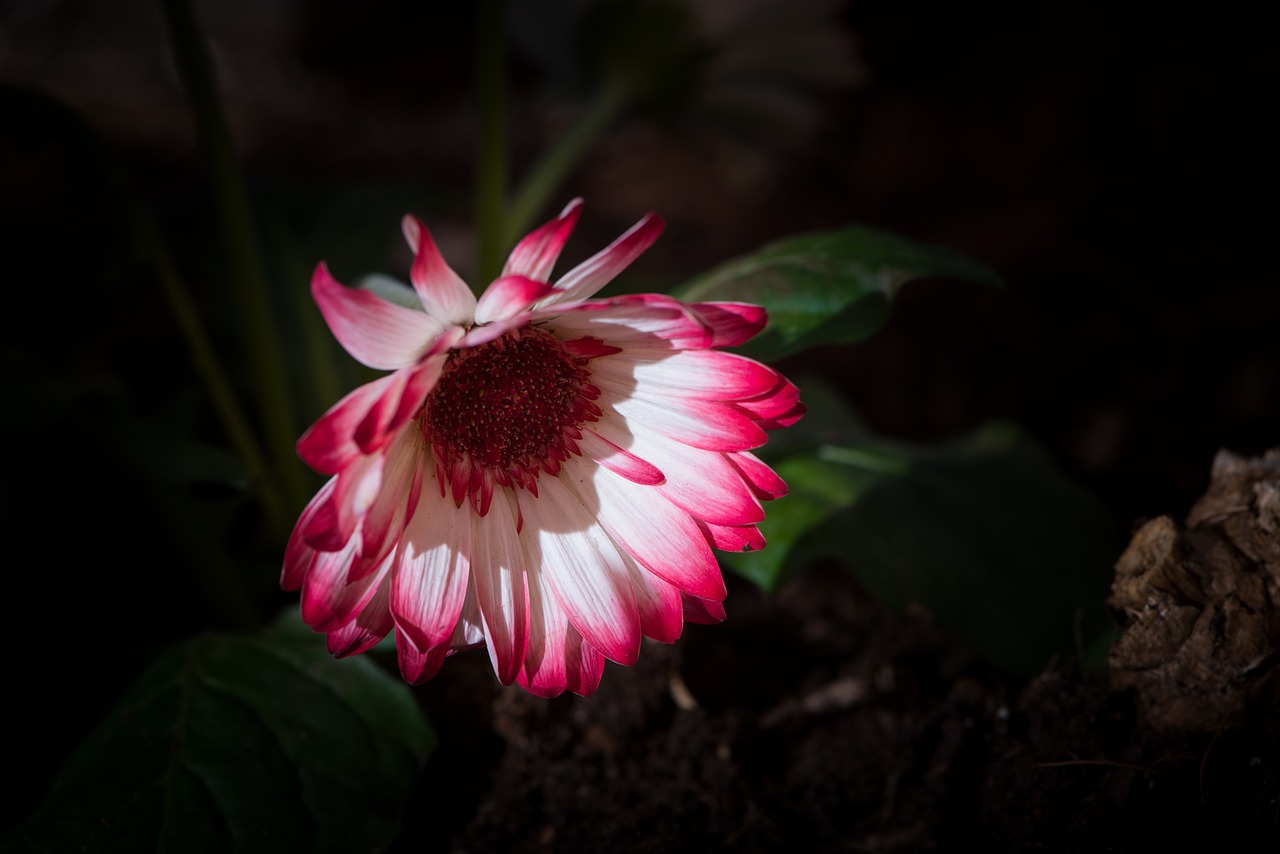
xmin=726 ymin=415 xmax=1118 ymax=675
xmin=5 ymin=614 xmax=432 ymax=854
xmin=674 ymin=225 xmax=1001 ymax=363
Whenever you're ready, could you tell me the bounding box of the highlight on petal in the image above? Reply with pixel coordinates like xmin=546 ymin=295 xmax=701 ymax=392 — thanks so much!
xmin=285 ymin=201 xmax=798 ymax=698
xmin=474 ymin=275 xmax=558 ymax=324
xmin=312 ymin=262 xmax=444 ymax=370
xmin=502 ymin=197 xmax=582 ymax=282
xmin=540 ymin=212 xmax=665 ymax=305
xmin=403 ymin=214 xmax=477 ymax=325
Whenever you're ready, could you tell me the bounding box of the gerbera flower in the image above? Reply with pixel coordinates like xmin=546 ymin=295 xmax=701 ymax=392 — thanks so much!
xmin=283 ymin=199 xmax=801 ymax=697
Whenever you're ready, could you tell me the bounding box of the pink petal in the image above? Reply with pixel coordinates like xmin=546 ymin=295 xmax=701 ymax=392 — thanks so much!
xmin=595 ymin=387 xmax=768 ymax=452
xmin=623 ymin=552 xmax=684 ymax=644
xmin=734 ymin=375 xmax=803 ymax=424
xmin=541 ymin=294 xmax=736 ymax=350
xmin=403 ymin=214 xmax=477 ymax=325
xmin=592 ymin=349 xmax=781 ymax=401
xmin=517 ymin=572 xmax=569 ymax=697
xmin=302 ymin=451 xmax=383 ymax=552
xmin=727 ymin=451 xmax=788 ymax=501
xmin=590 ymin=461 xmax=727 ymax=601
xmin=541 ymin=213 xmax=665 ymax=305
xmin=577 ymin=428 xmax=665 ymax=485
xmin=457 ymin=315 xmax=528 ymax=348
xmin=283 ymin=477 xmax=336 ymax=590
xmin=312 ymin=262 xmax=444 ymax=370
xmin=297 ymin=373 xmax=401 ymax=475
xmin=352 ymin=355 xmax=443 ymax=455
xmin=327 ymin=572 xmax=395 ymax=656
xmin=449 ymin=583 xmax=486 ymax=651
xmin=395 ymin=627 xmax=452 ymax=684
xmin=690 ymin=302 xmax=768 ymax=347
xmin=698 ymin=520 xmax=766 ymax=553
xmin=354 ymin=429 xmax=422 ymax=577
xmin=502 ymin=198 xmax=582 ymax=281
xmin=605 ymin=425 xmax=764 ymax=526
xmin=683 ymin=593 xmax=727 ymax=625
xmin=473 ymin=275 xmax=558 ymax=324
xmin=563 ymin=630 xmax=606 ymax=697
xmin=389 ymin=483 xmax=472 ymax=655
xmin=301 ymin=536 xmax=388 ymax=631
xmin=525 ymin=474 xmax=642 ymax=666
xmin=470 ymin=490 xmax=530 ymax=685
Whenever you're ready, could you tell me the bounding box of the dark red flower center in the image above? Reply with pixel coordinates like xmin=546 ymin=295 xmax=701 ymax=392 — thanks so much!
xmin=421 ymin=327 xmax=598 ymax=478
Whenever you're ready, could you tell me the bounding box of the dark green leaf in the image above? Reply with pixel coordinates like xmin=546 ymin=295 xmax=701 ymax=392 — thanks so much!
xmin=729 ymin=423 xmax=1117 ymax=674
xmin=6 ymin=615 xmax=433 ymax=854
xmin=674 ymin=224 xmax=1001 ymax=363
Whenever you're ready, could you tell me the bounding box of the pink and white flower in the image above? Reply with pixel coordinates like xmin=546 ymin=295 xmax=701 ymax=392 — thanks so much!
xmin=283 ymin=199 xmax=801 ymax=697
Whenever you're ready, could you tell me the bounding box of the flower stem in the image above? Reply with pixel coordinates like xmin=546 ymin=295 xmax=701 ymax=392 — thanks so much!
xmin=475 ymin=0 xmax=509 ymax=285
xmin=502 ymin=84 xmax=629 ymax=250
xmin=136 ymin=213 xmax=291 ymax=542
xmin=161 ymin=0 xmax=307 ymax=516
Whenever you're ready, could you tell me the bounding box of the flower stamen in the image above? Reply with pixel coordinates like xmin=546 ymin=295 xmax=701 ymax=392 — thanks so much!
xmin=421 ymin=326 xmax=601 ymax=512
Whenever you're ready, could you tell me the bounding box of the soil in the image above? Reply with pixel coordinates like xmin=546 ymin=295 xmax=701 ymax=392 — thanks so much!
xmin=403 ymin=501 xmax=1280 ymax=853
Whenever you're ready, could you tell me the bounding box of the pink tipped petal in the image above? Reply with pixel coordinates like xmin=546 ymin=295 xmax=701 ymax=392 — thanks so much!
xmin=518 ymin=573 xmax=570 ymax=697
xmin=526 ymin=472 xmax=641 ymax=666
xmin=473 ymin=275 xmax=558 ymax=324
xmin=396 ymin=627 xmax=451 ymax=684
xmin=624 ymin=553 xmax=684 ymax=643
xmin=543 ymin=213 xmax=665 ymax=304
xmin=734 ymin=376 xmax=802 ymax=424
xmin=615 ymin=427 xmax=764 ymax=526
xmin=699 ymin=520 xmax=766 ymax=553
xmin=578 ymin=428 xmax=665 ymax=485
xmin=591 ymin=464 xmax=727 ymax=601
xmin=312 ymin=262 xmax=444 ymax=370
xmin=563 ymin=630 xmax=606 ymax=696
xmin=543 ymin=293 xmax=771 ymax=351
xmin=400 ymin=214 xmax=422 ymax=254
xmin=728 ymin=451 xmax=789 ymax=500
xmin=297 ymin=374 xmax=401 ymax=475
xmin=471 ymin=491 xmax=530 ymax=685
xmin=457 ymin=315 xmax=528 ymax=348
xmin=327 ymin=572 xmax=395 ymax=656
xmin=502 ymin=198 xmax=582 ymax=281
xmin=759 ymin=400 xmax=807 ymax=430
xmin=390 ymin=484 xmax=471 ymax=654
xmin=690 ymin=302 xmax=768 ymax=347
xmin=300 ymin=536 xmax=385 ymax=631
xmin=593 ymin=350 xmax=780 ymax=401
xmin=596 ymin=388 xmax=768 ymax=452
xmin=354 ymin=430 xmax=421 ymax=577
xmin=283 ymin=478 xmax=337 ymax=589
xmin=682 ymin=593 xmax=727 ymax=625
xmin=449 ymin=584 xmax=486 ymax=651
xmin=404 ymin=215 xmax=477 ymax=325
xmin=353 ymin=356 xmax=443 ymax=455
xmin=303 ymin=452 xmax=383 ymax=552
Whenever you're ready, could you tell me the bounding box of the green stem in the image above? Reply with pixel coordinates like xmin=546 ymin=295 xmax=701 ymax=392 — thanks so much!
xmin=475 ymin=0 xmax=509 ymax=285
xmin=161 ymin=0 xmax=307 ymax=516
xmin=820 ymin=444 xmax=912 ymax=476
xmin=502 ymin=84 xmax=629 ymax=250
xmin=136 ymin=213 xmax=291 ymax=542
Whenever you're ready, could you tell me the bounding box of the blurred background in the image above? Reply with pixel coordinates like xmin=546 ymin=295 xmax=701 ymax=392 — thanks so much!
xmin=2 ymin=0 xmax=1278 ymax=839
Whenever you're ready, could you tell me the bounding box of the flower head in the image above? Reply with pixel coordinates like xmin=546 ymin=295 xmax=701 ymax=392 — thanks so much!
xmin=284 ymin=199 xmax=801 ymax=696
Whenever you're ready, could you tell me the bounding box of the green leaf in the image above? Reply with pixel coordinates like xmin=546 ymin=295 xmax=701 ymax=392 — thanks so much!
xmin=674 ymin=224 xmax=1001 ymax=363
xmin=6 ymin=614 xmax=433 ymax=854
xmin=729 ymin=424 xmax=1117 ymax=674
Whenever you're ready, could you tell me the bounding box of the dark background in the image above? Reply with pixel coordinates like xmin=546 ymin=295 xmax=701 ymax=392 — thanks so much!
xmin=2 ymin=0 xmax=1277 ymax=846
